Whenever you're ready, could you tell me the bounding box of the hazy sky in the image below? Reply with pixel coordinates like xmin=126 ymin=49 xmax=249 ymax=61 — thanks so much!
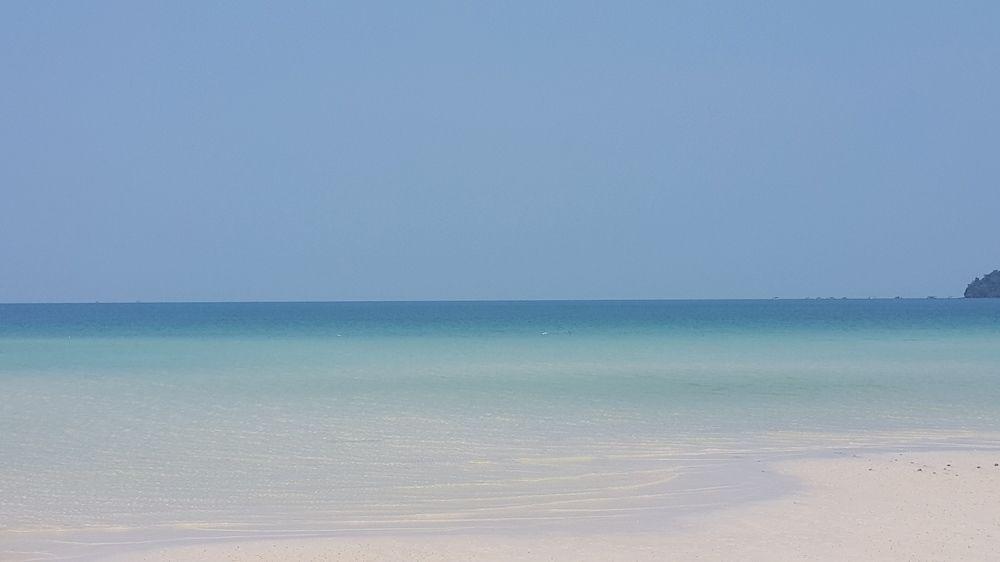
xmin=2 ymin=2 xmax=998 ymax=302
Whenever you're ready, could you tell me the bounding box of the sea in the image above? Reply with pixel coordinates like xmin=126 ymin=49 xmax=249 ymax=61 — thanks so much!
xmin=2 ymin=299 xmax=999 ymax=559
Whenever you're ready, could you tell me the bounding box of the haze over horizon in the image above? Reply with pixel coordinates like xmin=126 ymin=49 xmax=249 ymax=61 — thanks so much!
xmin=3 ymin=2 xmax=998 ymax=303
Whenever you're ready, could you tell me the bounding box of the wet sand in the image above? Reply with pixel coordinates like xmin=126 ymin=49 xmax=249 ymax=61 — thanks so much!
xmin=104 ymin=449 xmax=1000 ymax=561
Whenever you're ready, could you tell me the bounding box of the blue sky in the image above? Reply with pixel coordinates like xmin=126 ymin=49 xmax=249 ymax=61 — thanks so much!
xmin=2 ymin=2 xmax=998 ymax=301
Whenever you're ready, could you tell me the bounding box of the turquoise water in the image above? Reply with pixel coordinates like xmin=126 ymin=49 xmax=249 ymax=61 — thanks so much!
xmin=2 ymin=300 xmax=1000 ymax=557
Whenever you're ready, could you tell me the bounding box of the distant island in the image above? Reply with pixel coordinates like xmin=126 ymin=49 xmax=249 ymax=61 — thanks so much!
xmin=965 ymin=270 xmax=1000 ymax=298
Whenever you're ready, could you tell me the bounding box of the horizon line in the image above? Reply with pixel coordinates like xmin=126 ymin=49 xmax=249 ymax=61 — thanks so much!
xmin=0 ymin=296 xmax=968 ymax=305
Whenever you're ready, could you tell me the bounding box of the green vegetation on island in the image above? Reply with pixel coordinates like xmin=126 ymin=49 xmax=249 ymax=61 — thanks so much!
xmin=965 ymin=270 xmax=1000 ymax=298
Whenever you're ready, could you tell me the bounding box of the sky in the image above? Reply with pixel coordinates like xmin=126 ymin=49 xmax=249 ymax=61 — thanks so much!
xmin=2 ymin=2 xmax=998 ymax=302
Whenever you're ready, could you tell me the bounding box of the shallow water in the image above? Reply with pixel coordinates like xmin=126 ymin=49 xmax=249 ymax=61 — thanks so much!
xmin=2 ymin=300 xmax=999 ymax=559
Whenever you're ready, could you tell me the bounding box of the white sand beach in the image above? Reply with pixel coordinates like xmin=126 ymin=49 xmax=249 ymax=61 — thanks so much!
xmin=105 ymin=449 xmax=1000 ymax=562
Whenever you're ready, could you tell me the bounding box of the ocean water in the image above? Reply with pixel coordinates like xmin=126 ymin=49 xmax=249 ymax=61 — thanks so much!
xmin=2 ymin=300 xmax=1000 ymax=558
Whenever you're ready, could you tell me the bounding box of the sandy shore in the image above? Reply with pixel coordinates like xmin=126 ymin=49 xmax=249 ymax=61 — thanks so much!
xmin=102 ymin=449 xmax=1000 ymax=562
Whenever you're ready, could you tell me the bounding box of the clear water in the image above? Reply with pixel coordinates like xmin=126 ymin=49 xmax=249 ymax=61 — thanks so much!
xmin=2 ymin=300 xmax=999 ymax=557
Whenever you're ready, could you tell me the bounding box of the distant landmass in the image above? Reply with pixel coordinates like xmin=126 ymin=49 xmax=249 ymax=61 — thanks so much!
xmin=965 ymin=270 xmax=1000 ymax=298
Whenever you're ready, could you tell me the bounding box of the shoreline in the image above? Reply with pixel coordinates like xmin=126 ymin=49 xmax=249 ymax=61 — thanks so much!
xmin=31 ymin=446 xmax=1000 ymax=561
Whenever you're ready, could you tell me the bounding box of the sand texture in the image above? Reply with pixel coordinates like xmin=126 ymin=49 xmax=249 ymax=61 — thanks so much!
xmin=103 ymin=449 xmax=1000 ymax=561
